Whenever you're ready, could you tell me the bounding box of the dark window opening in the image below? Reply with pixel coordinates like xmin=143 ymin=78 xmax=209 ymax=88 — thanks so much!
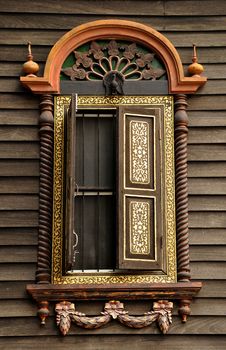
xmin=69 ymin=110 xmax=116 ymax=272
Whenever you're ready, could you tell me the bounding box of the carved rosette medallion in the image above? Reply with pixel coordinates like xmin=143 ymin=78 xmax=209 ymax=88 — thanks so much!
xmin=130 ymin=120 xmax=149 ymax=184
xmin=61 ymin=40 xmax=166 ymax=83
xmin=130 ymin=201 xmax=150 ymax=254
xmin=55 ymin=300 xmax=173 ymax=335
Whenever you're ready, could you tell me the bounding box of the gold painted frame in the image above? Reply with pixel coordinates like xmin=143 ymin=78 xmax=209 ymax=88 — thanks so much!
xmin=52 ymin=95 xmax=176 ymax=284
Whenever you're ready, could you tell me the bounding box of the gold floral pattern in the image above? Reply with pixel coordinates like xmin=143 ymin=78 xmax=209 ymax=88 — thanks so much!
xmin=52 ymin=95 xmax=176 ymax=284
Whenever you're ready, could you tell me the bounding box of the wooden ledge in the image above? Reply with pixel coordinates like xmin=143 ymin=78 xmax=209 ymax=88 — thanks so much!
xmin=27 ymin=282 xmax=202 ymax=301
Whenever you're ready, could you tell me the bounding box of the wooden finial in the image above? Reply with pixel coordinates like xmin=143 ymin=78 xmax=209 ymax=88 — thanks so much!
xmin=22 ymin=41 xmax=39 ymax=77
xmin=188 ymin=44 xmax=204 ymax=77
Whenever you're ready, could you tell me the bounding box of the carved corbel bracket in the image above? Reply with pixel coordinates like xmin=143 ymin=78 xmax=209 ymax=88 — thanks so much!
xmin=55 ymin=300 xmax=173 ymax=335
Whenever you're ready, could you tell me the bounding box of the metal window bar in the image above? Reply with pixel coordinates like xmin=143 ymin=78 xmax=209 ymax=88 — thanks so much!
xmin=70 ymin=109 xmax=116 ymax=273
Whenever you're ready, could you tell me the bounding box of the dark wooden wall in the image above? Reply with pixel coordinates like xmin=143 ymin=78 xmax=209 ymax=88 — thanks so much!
xmin=0 ymin=1 xmax=226 ymax=349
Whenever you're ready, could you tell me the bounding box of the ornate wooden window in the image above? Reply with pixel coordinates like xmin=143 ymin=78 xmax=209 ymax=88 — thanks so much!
xmin=20 ymin=20 xmax=206 ymax=335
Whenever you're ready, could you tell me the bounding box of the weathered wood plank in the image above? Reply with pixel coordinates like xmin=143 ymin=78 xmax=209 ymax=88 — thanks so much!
xmin=0 ymin=315 xmax=226 ymax=335
xmin=0 ymin=160 xmax=39 ymax=176
xmin=188 ymin=112 xmax=226 ymax=127
xmin=0 ymin=228 xmax=37 ymax=245
xmin=0 ymin=246 xmax=37 ymax=263
xmin=190 ymin=246 xmax=226 ymax=261
xmin=188 ymin=95 xmax=226 ymax=110
xmin=0 ymin=1 xmax=165 ymax=15
xmin=0 ymin=211 xmax=38 ymax=227
xmin=166 ymin=1 xmax=226 ymax=16
xmin=0 ymin=194 xmax=39 ymax=210
xmin=189 ymin=228 xmax=226 ymax=245
xmin=188 ymin=178 xmax=226 ymax=195
xmin=188 ymin=162 xmax=226 ymax=178
xmin=178 ymin=47 xmax=226 ymax=64
xmin=0 ymin=281 xmax=31 ymax=299
xmin=188 ymin=128 xmax=226 ymax=144
xmin=1 ymin=14 xmax=226 ymax=31
xmin=0 ymin=78 xmax=26 ymax=93
xmin=0 ymin=142 xmax=39 ymax=159
xmin=0 ymin=94 xmax=39 ymax=109
xmin=188 ymin=145 xmax=226 ymax=161
xmin=189 ymin=212 xmax=226 ymax=228
xmin=0 ymin=126 xmax=39 ymax=141
xmin=0 ymin=178 xmax=39 ymax=194
xmin=188 ymin=196 xmax=226 ymax=211
xmin=191 ymin=262 xmax=226 ymax=279
xmin=0 ymin=110 xmax=39 ymax=125
xmin=2 ymin=30 xmax=226 ymax=47
xmin=196 ymin=80 xmax=226 ymax=95
xmin=1 ymin=335 xmax=226 ymax=350
xmin=197 ymin=64 xmax=226 ymax=80
xmin=0 ymin=263 xmax=36 ymax=281
xmin=198 ymin=280 xmax=226 ymax=298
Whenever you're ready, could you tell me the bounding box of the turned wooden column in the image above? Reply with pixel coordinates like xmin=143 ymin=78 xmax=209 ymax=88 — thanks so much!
xmin=174 ymin=94 xmax=192 ymax=322
xmin=174 ymin=94 xmax=191 ymax=282
xmin=36 ymin=94 xmax=54 ymax=284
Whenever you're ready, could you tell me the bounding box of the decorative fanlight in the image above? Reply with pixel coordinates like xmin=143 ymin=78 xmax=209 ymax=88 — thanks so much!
xmin=61 ymin=40 xmax=166 ymax=95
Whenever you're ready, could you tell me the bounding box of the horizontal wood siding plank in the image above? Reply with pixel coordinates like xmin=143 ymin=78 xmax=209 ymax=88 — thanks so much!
xmin=2 ymin=30 xmax=226 ymax=47
xmin=190 ymin=246 xmax=226 ymax=261
xmin=0 ymin=246 xmax=37 ymax=263
xmin=165 ymin=1 xmax=226 ymax=16
xmin=188 ymin=145 xmax=226 ymax=161
xmin=189 ymin=228 xmax=226 ymax=245
xmin=191 ymin=262 xmax=226 ymax=279
xmin=188 ymin=128 xmax=226 ymax=144
xmin=0 ymin=211 xmax=38 ymax=227
xmin=188 ymin=196 xmax=226 ymax=211
xmin=1 ymin=335 xmax=226 ymax=350
xmin=0 ymin=143 xmax=39 ymax=159
xmin=0 ymin=281 xmax=32 ymax=299
xmin=0 ymin=315 xmax=226 ymax=335
xmin=188 ymin=162 xmax=226 ymax=177
xmin=1 ymin=15 xmax=226 ymax=32
xmin=0 ymin=194 xmax=39 ymax=210
xmin=189 ymin=212 xmax=226 ymax=228
xmin=188 ymin=112 xmax=226 ymax=127
xmin=0 ymin=263 xmax=36 ymax=281
xmin=188 ymin=178 xmax=226 ymax=195
xmin=0 ymin=126 xmax=38 ymax=141
xmin=0 ymin=178 xmax=39 ymax=194
xmin=0 ymin=160 xmax=39 ymax=176
xmin=0 ymin=228 xmax=37 ymax=245
xmin=0 ymin=110 xmax=39 ymax=125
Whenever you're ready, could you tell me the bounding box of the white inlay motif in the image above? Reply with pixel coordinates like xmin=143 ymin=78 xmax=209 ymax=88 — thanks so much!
xmin=130 ymin=121 xmax=149 ymax=184
xmin=130 ymin=201 xmax=150 ymax=254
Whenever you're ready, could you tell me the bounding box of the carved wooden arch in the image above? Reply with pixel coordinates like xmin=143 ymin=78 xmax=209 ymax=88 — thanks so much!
xmin=20 ymin=19 xmax=206 ymax=94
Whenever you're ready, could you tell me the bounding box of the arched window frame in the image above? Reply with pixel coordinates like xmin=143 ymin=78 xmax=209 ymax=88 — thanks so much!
xmin=20 ymin=20 xmax=206 ymax=334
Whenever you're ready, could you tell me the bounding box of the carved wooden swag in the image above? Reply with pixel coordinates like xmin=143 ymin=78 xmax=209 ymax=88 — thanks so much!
xmin=55 ymin=300 xmax=173 ymax=335
xmin=20 ymin=20 xmax=206 ymax=336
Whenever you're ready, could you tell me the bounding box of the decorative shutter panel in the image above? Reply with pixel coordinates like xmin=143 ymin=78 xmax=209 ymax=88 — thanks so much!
xmin=64 ymin=94 xmax=77 ymax=271
xmin=117 ymin=106 xmax=164 ymax=270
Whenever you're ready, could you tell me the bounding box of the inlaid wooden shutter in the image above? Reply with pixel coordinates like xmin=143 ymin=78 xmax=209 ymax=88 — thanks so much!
xmin=117 ymin=106 xmax=164 ymax=271
xmin=64 ymin=94 xmax=76 ymax=271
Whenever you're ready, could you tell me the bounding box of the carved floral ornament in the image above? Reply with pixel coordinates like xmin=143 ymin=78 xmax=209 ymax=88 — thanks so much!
xmin=61 ymin=40 xmax=166 ymax=82
xmin=61 ymin=40 xmax=166 ymax=95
